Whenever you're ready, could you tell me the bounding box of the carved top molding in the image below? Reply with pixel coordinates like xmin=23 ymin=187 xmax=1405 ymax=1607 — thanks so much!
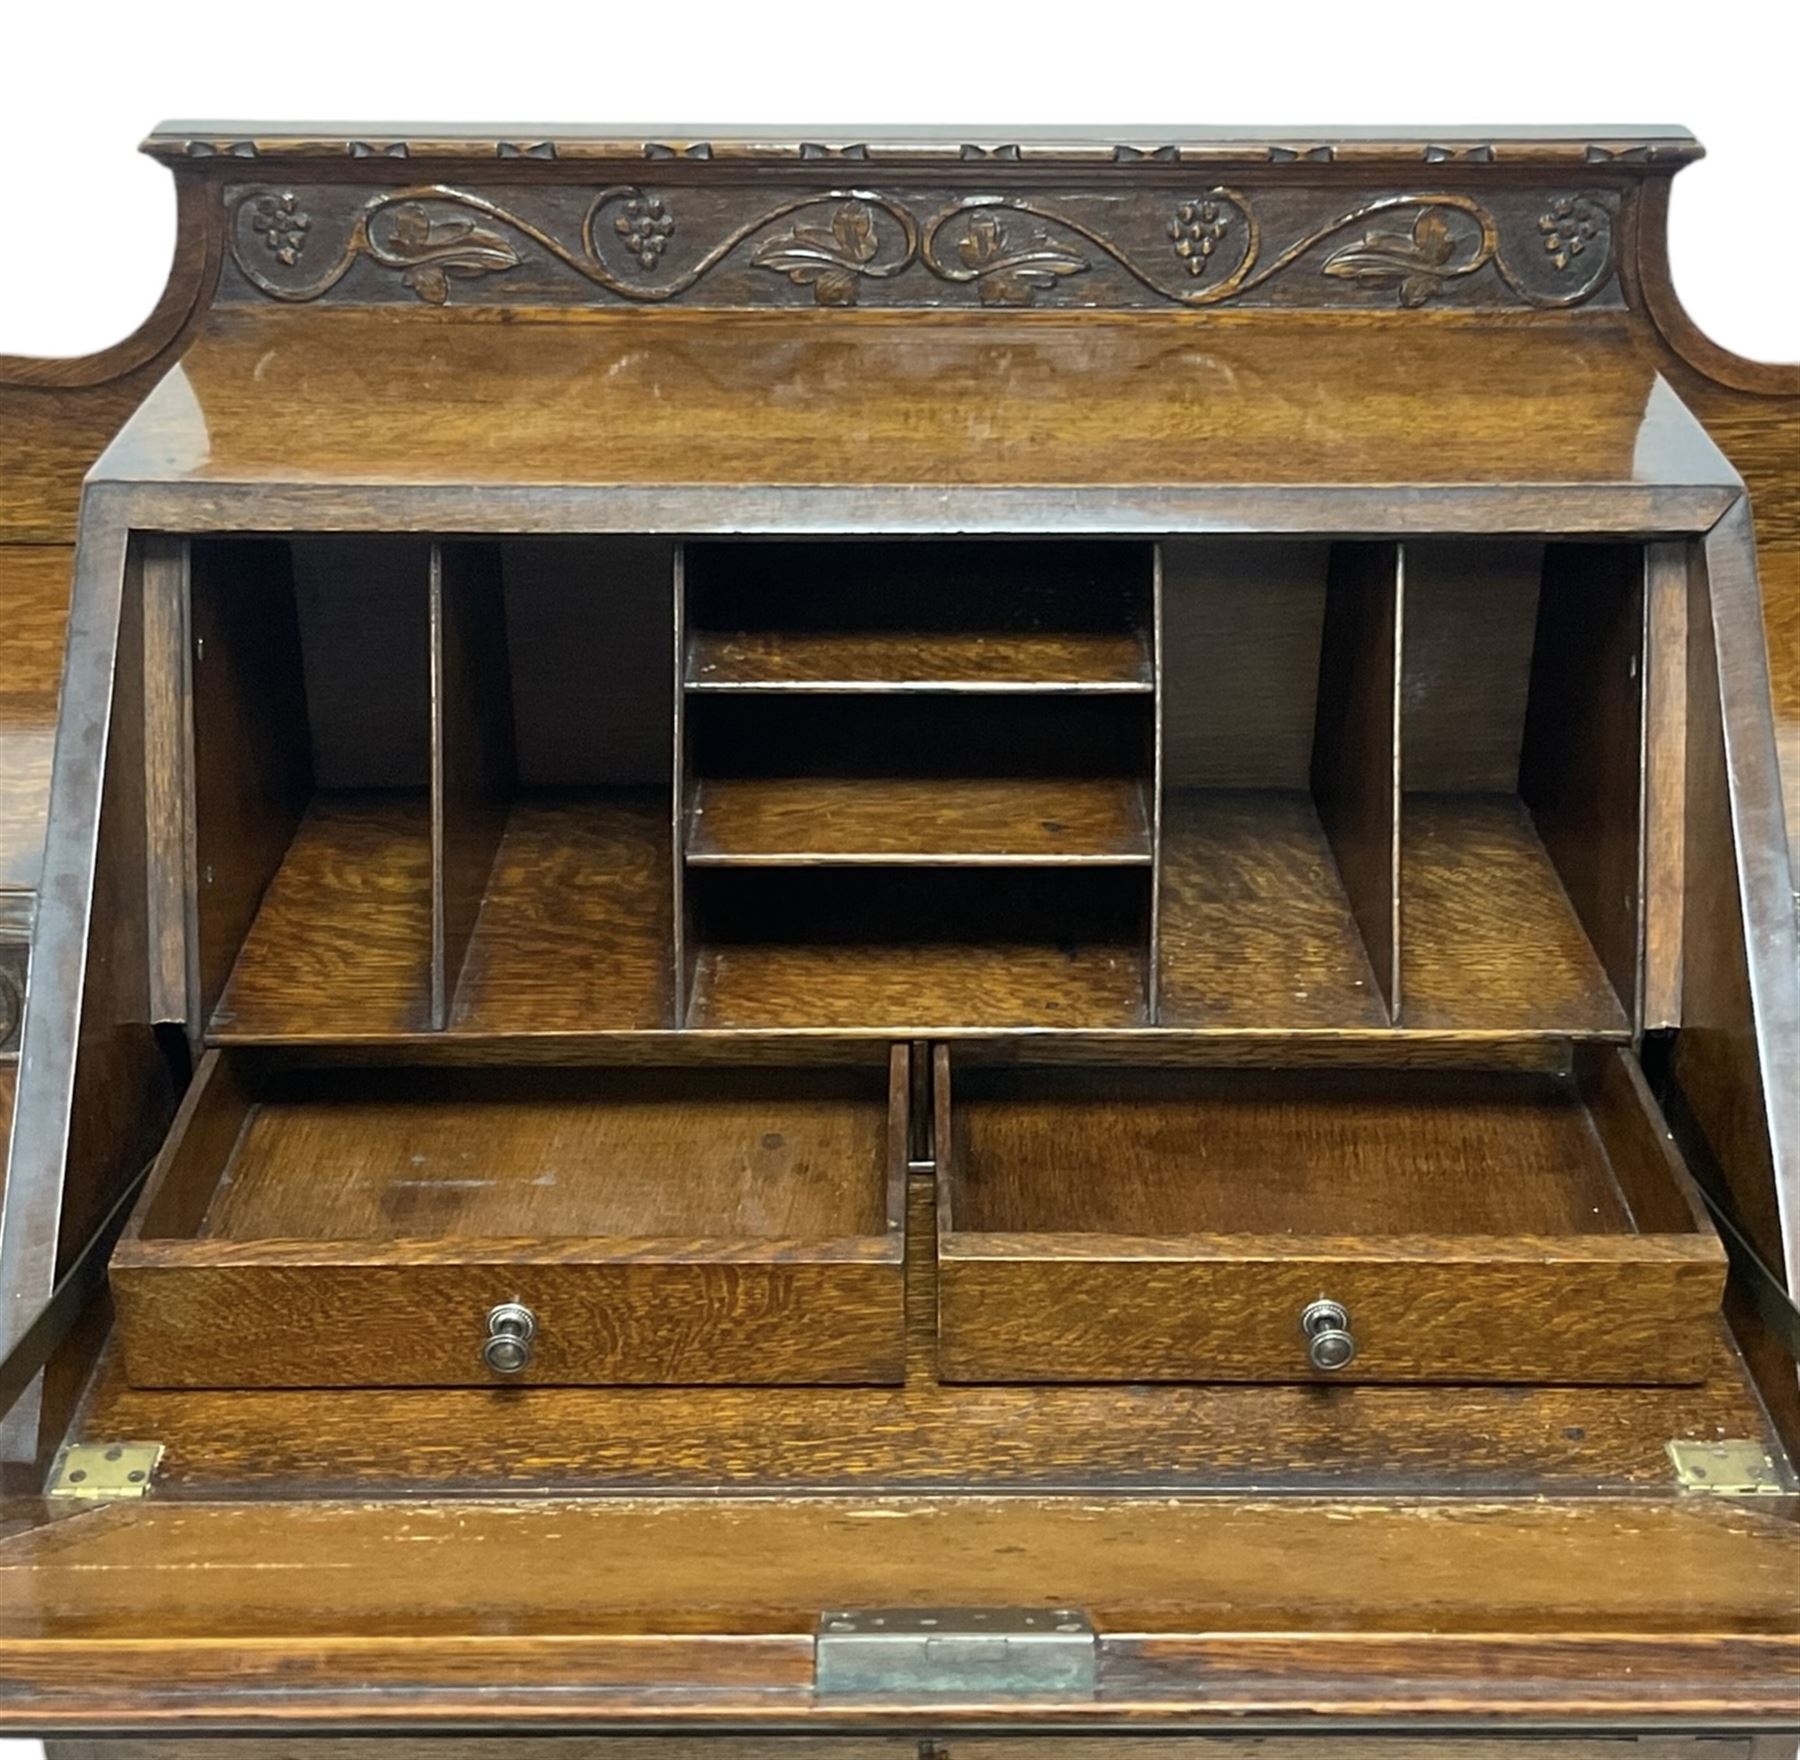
xmin=144 ymin=121 xmax=1704 ymax=172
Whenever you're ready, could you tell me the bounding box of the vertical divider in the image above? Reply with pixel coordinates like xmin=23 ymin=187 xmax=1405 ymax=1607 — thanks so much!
xmin=1520 ymin=542 xmax=1647 ymax=1023
xmin=672 ymin=541 xmax=693 ymax=1026
xmin=1148 ymin=542 xmax=1166 ymax=1025
xmin=429 ymin=541 xmax=515 ymax=1032
xmin=1311 ymin=542 xmax=1404 ymax=1022
xmin=141 ymin=536 xmax=195 ymax=1029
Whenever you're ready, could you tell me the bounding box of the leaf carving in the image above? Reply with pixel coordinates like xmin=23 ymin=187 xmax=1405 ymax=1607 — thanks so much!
xmin=381 ymin=204 xmax=521 ymax=304
xmin=752 ymin=201 xmax=884 ymax=305
xmin=403 ymin=266 xmax=449 ymax=305
xmin=1320 ymin=207 xmax=1467 ymax=307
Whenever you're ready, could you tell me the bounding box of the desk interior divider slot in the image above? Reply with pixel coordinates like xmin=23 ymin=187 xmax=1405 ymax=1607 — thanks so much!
xmin=430 ymin=541 xmax=514 ymax=1031
xmin=1153 ymin=539 xmax=1401 ymax=1029
xmin=199 ymin=537 xmax=436 ymax=1039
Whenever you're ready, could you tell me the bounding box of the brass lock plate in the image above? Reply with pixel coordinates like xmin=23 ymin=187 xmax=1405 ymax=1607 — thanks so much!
xmin=816 ymin=1607 xmax=1097 ymax=1698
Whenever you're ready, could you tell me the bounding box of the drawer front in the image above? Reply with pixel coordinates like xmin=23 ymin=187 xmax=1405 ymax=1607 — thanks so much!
xmin=113 ymin=1252 xmax=907 ymax=1389
xmin=110 ymin=1048 xmax=911 ymax=1390
xmin=936 ymin=1048 xmax=1726 ymax=1387
xmin=936 ymin=1246 xmax=1723 ymax=1384
xmin=39 ymin=1742 xmax=1767 ymax=1760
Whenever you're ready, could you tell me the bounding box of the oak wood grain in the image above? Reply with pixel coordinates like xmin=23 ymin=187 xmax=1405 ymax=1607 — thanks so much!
xmin=936 ymin=1052 xmax=1723 ymax=1383
xmin=210 ymin=791 xmax=435 ymax=1038
xmin=5 ymin=1493 xmax=1800 ymax=1726
xmin=94 ymin=311 xmax=1740 ymax=499
xmin=0 ymin=546 xmax=70 ymax=723
xmin=688 ymin=628 xmax=1152 ymax=692
xmin=1401 ymin=795 xmax=1628 ymax=1033
xmin=1155 ymin=790 xmax=1385 ymax=1028
xmin=111 ymin=1050 xmax=909 ymax=1388
xmin=689 ymin=776 xmax=1153 ymax=866
xmin=451 ymin=792 xmax=674 ymax=1033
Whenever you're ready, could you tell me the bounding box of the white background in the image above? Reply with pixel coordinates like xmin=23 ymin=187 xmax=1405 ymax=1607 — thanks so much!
xmin=1 ymin=0 xmax=1799 ymax=359
xmin=0 ymin=1 xmax=1796 ymax=1755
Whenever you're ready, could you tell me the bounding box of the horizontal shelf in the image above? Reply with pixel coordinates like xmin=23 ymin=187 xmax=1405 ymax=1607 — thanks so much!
xmin=689 ymin=940 xmax=1149 ymax=1031
xmin=686 ymin=776 xmax=1153 ymax=867
xmin=1156 ymin=790 xmax=1387 ymax=1029
xmin=1402 ymin=794 xmax=1628 ymax=1034
xmin=685 ymin=629 xmax=1152 ymax=694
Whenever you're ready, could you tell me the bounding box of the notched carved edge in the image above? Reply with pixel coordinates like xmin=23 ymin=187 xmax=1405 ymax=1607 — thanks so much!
xmin=144 ymin=123 xmax=1706 ymax=168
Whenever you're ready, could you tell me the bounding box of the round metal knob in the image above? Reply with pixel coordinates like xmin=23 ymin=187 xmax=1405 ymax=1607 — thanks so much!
xmin=481 ymin=1302 xmax=537 ymax=1375
xmin=1300 ymin=1298 xmax=1356 ymax=1372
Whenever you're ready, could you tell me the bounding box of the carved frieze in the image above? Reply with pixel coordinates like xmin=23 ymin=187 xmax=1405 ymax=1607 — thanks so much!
xmin=220 ymin=181 xmax=1623 ymax=313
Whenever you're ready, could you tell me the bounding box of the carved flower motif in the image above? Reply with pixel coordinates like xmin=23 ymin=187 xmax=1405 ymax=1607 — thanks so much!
xmin=1539 ymin=196 xmax=1601 ymax=272
xmin=615 ymin=195 xmax=675 ymax=270
xmin=1168 ymin=199 xmax=1228 ymax=277
xmin=250 ymin=191 xmax=312 ymax=267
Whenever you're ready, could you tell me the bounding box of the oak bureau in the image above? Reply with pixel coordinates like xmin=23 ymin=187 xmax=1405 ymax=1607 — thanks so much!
xmin=1 ymin=123 xmax=1799 ymax=1760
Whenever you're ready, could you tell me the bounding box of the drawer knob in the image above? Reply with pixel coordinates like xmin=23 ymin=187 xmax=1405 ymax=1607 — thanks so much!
xmin=1300 ymin=1298 xmax=1356 ymax=1372
xmin=482 ymin=1301 xmax=537 ymax=1375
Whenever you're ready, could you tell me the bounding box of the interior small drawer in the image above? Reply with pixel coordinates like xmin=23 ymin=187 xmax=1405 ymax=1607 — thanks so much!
xmin=934 ymin=1047 xmax=1725 ymax=1385
xmin=111 ymin=1047 xmax=909 ymax=1389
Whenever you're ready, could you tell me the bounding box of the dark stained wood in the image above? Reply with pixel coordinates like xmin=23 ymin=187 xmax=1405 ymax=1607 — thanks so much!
xmin=0 ymin=522 xmax=177 ymax=1470
xmin=1155 ymin=790 xmax=1385 ymax=1028
xmin=688 ymin=775 xmax=1152 ymax=866
xmin=503 ymin=538 xmax=675 ymax=787
xmin=1522 ymin=543 xmax=1645 ymax=1019
xmin=688 ymin=628 xmax=1152 ymax=693
xmin=1311 ymin=543 xmax=1401 ymax=1017
xmin=1669 ymin=502 xmax=1800 ymax=1461
xmin=1160 ymin=540 xmax=1329 ymax=789
xmin=188 ymin=539 xmax=314 ymax=1018
xmin=291 ymin=537 xmax=433 ymax=788
xmin=430 ymin=541 xmax=515 ymax=1029
xmin=1402 ymin=796 xmax=1628 ymax=1034
xmin=111 ymin=1049 xmax=909 ymax=1389
xmin=1401 ymin=540 xmax=1543 ymax=791
xmin=936 ymin=1050 xmax=1723 ymax=1384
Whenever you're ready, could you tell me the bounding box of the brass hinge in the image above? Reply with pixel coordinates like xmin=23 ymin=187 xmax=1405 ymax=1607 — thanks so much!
xmin=47 ymin=1441 xmax=164 ymax=1503
xmin=1667 ymin=1438 xmax=1785 ymax=1496
xmin=816 ymin=1607 xmax=1097 ymax=1698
